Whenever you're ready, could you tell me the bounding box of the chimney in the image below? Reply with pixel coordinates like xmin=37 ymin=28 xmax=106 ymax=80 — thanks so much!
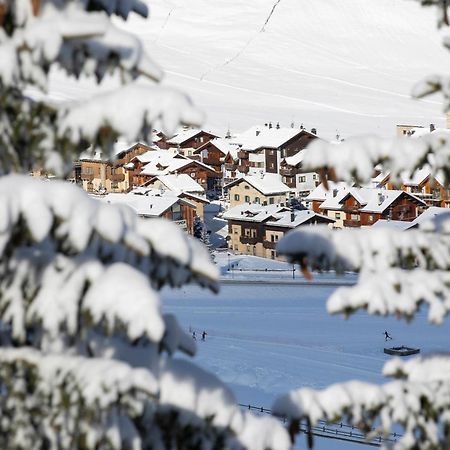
xmin=276 ymin=122 xmax=280 ymax=129
xmin=300 ymin=123 xmax=304 ymax=130
xmin=311 ymin=128 xmax=317 ymax=135
xmin=430 ymin=123 xmax=436 ymax=133
xmin=256 ymin=130 xmax=260 ymax=136
xmin=378 ymin=192 xmax=384 ymax=205
xmin=264 ymin=123 xmax=268 ymax=127
xmin=290 ymin=121 xmax=294 ymax=128
xmin=290 ymin=211 xmax=295 ymax=222
xmin=268 ymin=122 xmax=272 ymax=129
xmin=332 ymin=189 xmax=338 ymax=197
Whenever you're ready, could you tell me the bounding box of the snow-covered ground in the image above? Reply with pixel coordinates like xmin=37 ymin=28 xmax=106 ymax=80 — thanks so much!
xmin=49 ymin=0 xmax=450 ymax=140
xmin=161 ymin=280 xmax=450 ymax=449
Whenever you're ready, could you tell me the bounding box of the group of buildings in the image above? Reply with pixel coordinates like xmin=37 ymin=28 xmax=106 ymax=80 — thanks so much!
xmin=61 ymin=120 xmax=449 ymax=260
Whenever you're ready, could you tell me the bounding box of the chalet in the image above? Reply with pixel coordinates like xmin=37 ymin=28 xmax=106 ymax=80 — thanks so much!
xmin=223 ymin=203 xmax=334 ymax=260
xmin=225 ymin=174 xmax=293 ymax=208
xmin=374 ymin=169 xmax=450 ymax=209
xmin=76 ymin=142 xmax=151 ymax=193
xmin=231 ymin=124 xmax=320 ymax=177
xmin=100 ymin=189 xmax=197 ymax=234
xmin=193 ymin=138 xmax=240 ymax=176
xmin=131 ymin=151 xmax=221 ymax=193
xmin=156 ymin=127 xmax=218 ymax=153
xmin=312 ymin=184 xmax=426 ymax=228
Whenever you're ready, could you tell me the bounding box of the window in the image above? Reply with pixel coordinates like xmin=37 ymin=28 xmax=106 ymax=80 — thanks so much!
xmin=255 ymin=197 xmax=260 ymax=204
xmin=234 ymin=194 xmax=240 ymax=201
xmin=250 ymin=229 xmax=257 ymax=238
xmin=271 ymin=250 xmax=276 ymax=260
xmin=270 ymin=234 xmax=279 ymax=242
xmin=335 ymin=213 xmax=341 ymax=220
xmin=269 ymin=162 xmax=275 ymax=169
xmin=83 ymin=167 xmax=94 ymax=175
xmin=244 ymin=185 xmax=250 ymax=189
xmin=299 ymin=176 xmax=306 ymax=183
xmin=171 ymin=203 xmax=182 ymax=221
xmin=313 ymin=174 xmax=318 ymax=180
xmin=368 ymin=214 xmax=374 ymax=221
xmin=269 ymin=197 xmax=274 ymax=204
xmin=245 ymin=195 xmax=250 ymax=203
xmin=351 ymin=213 xmax=360 ymax=221
xmin=190 ymin=172 xmax=196 ymax=177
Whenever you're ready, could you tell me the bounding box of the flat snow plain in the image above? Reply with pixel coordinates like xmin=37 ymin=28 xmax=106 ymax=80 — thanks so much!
xmin=161 ymin=271 xmax=450 ymax=449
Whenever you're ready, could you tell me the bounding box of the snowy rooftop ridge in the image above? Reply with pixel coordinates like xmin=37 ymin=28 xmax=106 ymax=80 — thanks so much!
xmin=225 ymin=173 xmax=292 ymax=195
xmin=223 ymin=203 xmax=333 ymax=227
xmin=151 ymin=173 xmax=205 ymax=194
xmin=231 ymin=126 xmax=318 ymax=151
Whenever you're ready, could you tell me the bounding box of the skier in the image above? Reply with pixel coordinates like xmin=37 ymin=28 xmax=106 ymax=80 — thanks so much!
xmin=202 ymin=331 xmax=207 ymax=341
xmin=384 ymin=330 xmax=392 ymax=341
xmin=192 ymin=331 xmax=196 ymax=340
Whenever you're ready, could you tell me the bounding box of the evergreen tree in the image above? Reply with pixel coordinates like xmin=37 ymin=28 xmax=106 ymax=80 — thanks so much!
xmin=272 ymin=1 xmax=450 ymax=448
xmin=0 ymin=1 xmax=290 ymax=449
xmin=193 ymin=215 xmax=203 ymax=239
xmin=200 ymin=224 xmax=215 ymax=262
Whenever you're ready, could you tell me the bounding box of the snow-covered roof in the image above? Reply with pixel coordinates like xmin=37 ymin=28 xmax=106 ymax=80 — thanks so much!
xmin=166 ymin=128 xmax=217 ymax=145
xmin=140 ymin=153 xmax=216 ymax=177
xmin=80 ymin=140 xmax=148 ymax=161
xmin=284 ymin=150 xmax=305 ymax=167
xmin=134 ymin=148 xmax=182 ymax=164
xmin=100 ymin=192 xmax=181 ymax=217
xmin=223 ymin=203 xmax=333 ymax=228
xmin=305 ymin=182 xmax=349 ymax=202
xmin=318 ymin=186 xmax=425 ymax=213
xmin=195 ymin=138 xmax=240 ymax=157
xmin=225 ymin=173 xmax=291 ymax=195
xmin=370 ymin=219 xmax=413 ymax=231
xmin=231 ymin=126 xmax=317 ymax=151
xmin=409 ymin=206 xmax=450 ymax=229
xmin=150 ymin=174 xmax=205 ymax=194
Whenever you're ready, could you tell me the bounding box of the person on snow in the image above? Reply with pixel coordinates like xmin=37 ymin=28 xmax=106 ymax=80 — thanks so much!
xmin=384 ymin=330 xmax=392 ymax=341
xmin=192 ymin=331 xmax=196 ymax=340
xmin=202 ymin=331 xmax=207 ymax=341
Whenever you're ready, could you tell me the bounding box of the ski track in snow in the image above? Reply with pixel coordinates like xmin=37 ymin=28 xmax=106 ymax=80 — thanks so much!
xmin=168 ymin=69 xmax=390 ymax=117
xmin=200 ymin=0 xmax=284 ymax=80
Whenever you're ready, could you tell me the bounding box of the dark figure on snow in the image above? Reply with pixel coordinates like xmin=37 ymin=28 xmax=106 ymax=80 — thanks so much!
xmin=192 ymin=331 xmax=196 ymax=340
xmin=202 ymin=331 xmax=207 ymax=341
xmin=384 ymin=331 xmax=392 ymax=341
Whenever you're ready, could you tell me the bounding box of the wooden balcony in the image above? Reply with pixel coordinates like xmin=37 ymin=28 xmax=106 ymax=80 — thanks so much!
xmin=263 ymin=240 xmax=276 ymax=249
xmin=237 ymin=150 xmax=249 ymax=159
xmin=237 ymin=165 xmax=249 ymax=173
xmin=240 ymin=236 xmax=258 ymax=245
xmin=225 ymin=163 xmax=237 ymax=171
xmin=279 ymin=166 xmax=297 ymax=177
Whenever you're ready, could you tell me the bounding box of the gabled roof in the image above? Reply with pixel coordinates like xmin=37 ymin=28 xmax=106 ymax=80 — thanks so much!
xmin=305 ymin=182 xmax=349 ymax=202
xmin=194 ymin=138 xmax=240 ymax=157
xmin=231 ymin=126 xmax=319 ymax=151
xmin=133 ymin=149 xmax=184 ymax=164
xmin=222 ymin=203 xmax=333 ymax=228
xmin=225 ymin=174 xmax=291 ymax=195
xmin=139 ymin=155 xmax=216 ymax=177
xmin=100 ymin=192 xmax=181 ymax=217
xmin=318 ymin=186 xmax=426 ymax=213
xmin=283 ymin=150 xmax=305 ymax=167
xmin=166 ymin=128 xmax=218 ymax=145
xmin=149 ymin=174 xmax=205 ymax=194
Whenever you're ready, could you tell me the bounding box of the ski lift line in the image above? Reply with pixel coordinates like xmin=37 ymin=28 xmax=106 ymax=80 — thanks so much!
xmin=238 ymin=403 xmax=401 ymax=445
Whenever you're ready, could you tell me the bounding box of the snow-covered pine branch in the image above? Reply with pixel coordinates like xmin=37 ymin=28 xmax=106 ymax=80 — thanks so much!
xmin=273 ymin=355 xmax=450 ymax=450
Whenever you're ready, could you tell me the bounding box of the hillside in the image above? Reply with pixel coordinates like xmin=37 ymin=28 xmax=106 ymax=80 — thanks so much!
xmin=50 ymin=0 xmax=450 ymax=139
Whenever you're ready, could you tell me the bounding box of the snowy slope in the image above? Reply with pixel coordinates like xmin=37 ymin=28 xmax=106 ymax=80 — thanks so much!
xmin=124 ymin=0 xmax=450 ymax=139
xmin=50 ymin=0 xmax=450 ymax=139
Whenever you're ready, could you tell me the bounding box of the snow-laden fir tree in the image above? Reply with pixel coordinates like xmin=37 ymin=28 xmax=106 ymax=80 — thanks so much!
xmin=0 ymin=1 xmax=291 ymax=449
xmin=272 ymin=1 xmax=450 ymax=449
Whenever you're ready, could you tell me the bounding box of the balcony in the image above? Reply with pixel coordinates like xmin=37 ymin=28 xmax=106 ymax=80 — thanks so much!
xmin=237 ymin=165 xmax=249 ymax=173
xmin=240 ymin=236 xmax=258 ymax=245
xmin=224 ymin=163 xmax=237 ymax=171
xmin=279 ymin=166 xmax=297 ymax=177
xmin=263 ymin=240 xmax=276 ymax=249
xmin=81 ymin=173 xmax=95 ymax=181
xmin=237 ymin=150 xmax=249 ymax=159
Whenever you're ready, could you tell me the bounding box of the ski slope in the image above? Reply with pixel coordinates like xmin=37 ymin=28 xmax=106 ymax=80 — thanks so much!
xmin=161 ymin=281 xmax=450 ymax=449
xmin=125 ymin=0 xmax=449 ymax=138
xmin=48 ymin=0 xmax=450 ymax=139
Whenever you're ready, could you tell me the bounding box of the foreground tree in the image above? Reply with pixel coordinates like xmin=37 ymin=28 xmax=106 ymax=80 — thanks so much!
xmin=272 ymin=1 xmax=450 ymax=449
xmin=0 ymin=1 xmax=290 ymax=448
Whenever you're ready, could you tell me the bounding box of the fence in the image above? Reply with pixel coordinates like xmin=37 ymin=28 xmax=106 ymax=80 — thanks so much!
xmin=238 ymin=403 xmax=400 ymax=447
